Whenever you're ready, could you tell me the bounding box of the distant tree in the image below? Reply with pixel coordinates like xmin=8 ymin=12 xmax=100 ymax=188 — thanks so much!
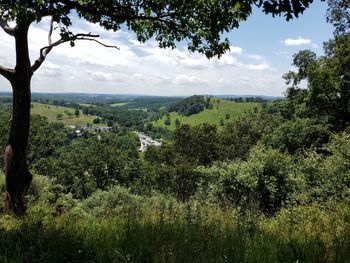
xmin=66 ymin=112 xmax=73 ymax=118
xmin=225 ymin=113 xmax=230 ymax=120
xmin=82 ymin=107 xmax=89 ymax=115
xmin=220 ymin=118 xmax=224 ymax=126
xmin=106 ymin=120 xmax=113 ymax=127
xmin=56 ymin=113 xmax=63 ymax=120
xmin=112 ymin=123 xmax=120 ymax=134
xmin=164 ymin=116 xmax=171 ymax=126
xmin=175 ymin=118 xmax=181 ymax=128
xmin=93 ymin=118 xmax=100 ymax=124
xmin=74 ymin=109 xmax=80 ymax=117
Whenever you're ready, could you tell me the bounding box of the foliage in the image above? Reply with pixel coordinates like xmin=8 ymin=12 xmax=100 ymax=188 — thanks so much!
xmin=175 ymin=123 xmax=220 ymax=166
xmin=296 ymin=132 xmax=350 ymax=205
xmin=263 ymin=118 xmax=331 ymax=154
xmin=167 ymin=95 xmax=211 ymax=116
xmin=197 ymin=144 xmax=296 ymax=214
xmin=33 ymin=135 xmax=139 ymax=199
xmin=219 ymin=111 xmax=277 ymax=160
xmin=281 ymin=33 xmax=350 ymax=130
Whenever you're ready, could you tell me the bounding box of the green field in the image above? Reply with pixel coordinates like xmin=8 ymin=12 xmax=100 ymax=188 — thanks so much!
xmin=31 ymin=103 xmax=99 ymax=126
xmin=111 ymin=102 xmax=128 ymax=107
xmin=152 ymin=99 xmax=260 ymax=130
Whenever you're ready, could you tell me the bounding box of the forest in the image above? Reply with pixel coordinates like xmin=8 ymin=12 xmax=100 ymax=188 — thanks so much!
xmin=0 ymin=0 xmax=349 ymax=262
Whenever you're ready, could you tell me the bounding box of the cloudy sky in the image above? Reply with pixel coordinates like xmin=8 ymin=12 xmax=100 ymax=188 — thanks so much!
xmin=0 ymin=2 xmax=333 ymax=96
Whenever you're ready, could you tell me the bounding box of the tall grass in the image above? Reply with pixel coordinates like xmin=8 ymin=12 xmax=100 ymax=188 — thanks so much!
xmin=0 ymin=200 xmax=349 ymax=263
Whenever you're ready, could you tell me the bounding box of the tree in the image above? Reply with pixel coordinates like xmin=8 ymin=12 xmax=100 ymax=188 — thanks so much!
xmin=326 ymin=0 xmax=350 ymax=35
xmin=175 ymin=118 xmax=181 ymax=128
xmin=283 ymin=35 xmax=350 ymax=130
xmin=164 ymin=115 xmax=171 ymax=126
xmin=56 ymin=113 xmax=63 ymax=120
xmin=74 ymin=108 xmax=80 ymax=117
xmin=0 ymin=1 xmax=315 ymax=214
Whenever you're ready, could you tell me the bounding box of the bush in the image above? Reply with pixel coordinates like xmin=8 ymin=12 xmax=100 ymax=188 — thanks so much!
xmin=197 ymin=144 xmax=296 ymax=214
xmin=296 ymin=132 xmax=350 ymax=204
xmin=263 ymin=118 xmax=330 ymax=154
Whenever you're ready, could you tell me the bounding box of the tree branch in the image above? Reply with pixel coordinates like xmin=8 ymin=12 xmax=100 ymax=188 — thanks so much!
xmin=31 ymin=32 xmax=119 ymax=72
xmin=0 ymin=18 xmax=15 ymax=36
xmin=0 ymin=65 xmax=14 ymax=82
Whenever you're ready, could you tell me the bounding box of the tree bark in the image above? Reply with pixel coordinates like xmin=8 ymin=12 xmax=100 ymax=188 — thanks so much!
xmin=4 ymin=22 xmax=33 ymax=215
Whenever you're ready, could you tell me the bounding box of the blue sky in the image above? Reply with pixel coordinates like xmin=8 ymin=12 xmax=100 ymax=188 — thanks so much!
xmin=0 ymin=1 xmax=333 ymax=96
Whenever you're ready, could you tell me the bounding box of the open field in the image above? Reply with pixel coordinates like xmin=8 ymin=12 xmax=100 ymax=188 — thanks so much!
xmin=152 ymin=99 xmax=260 ymax=130
xmin=111 ymin=102 xmax=128 ymax=107
xmin=31 ymin=103 xmax=99 ymax=126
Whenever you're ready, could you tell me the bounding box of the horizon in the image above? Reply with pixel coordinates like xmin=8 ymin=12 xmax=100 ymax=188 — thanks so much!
xmin=0 ymin=91 xmax=283 ymax=98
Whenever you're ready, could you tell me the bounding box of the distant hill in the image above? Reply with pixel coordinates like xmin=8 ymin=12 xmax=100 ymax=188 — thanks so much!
xmin=31 ymin=103 xmax=100 ymax=126
xmin=152 ymin=99 xmax=260 ymax=130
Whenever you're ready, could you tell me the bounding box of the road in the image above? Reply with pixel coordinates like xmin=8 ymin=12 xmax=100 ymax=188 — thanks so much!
xmin=134 ymin=132 xmax=162 ymax=152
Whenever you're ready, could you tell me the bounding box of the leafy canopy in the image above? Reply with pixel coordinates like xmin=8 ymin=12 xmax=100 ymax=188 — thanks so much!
xmin=0 ymin=0 xmax=316 ymax=58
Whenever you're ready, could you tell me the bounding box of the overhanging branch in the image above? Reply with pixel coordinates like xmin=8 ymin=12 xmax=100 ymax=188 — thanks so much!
xmin=0 ymin=18 xmax=15 ymax=36
xmin=31 ymin=32 xmax=119 ymax=72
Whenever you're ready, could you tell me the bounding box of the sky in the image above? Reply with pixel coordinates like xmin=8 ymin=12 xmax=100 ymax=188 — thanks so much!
xmin=0 ymin=2 xmax=334 ymax=97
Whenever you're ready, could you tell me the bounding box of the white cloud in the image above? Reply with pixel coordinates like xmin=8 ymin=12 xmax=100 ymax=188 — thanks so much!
xmin=229 ymin=45 xmax=243 ymax=54
xmin=90 ymin=72 xmax=127 ymax=82
xmin=284 ymin=37 xmax=311 ymax=46
xmin=283 ymin=37 xmax=317 ymax=47
xmin=246 ymin=63 xmax=270 ymax=70
xmin=173 ymin=74 xmax=207 ymax=85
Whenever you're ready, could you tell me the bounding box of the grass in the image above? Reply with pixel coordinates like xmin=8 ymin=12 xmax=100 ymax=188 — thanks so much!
xmin=0 ymin=202 xmax=349 ymax=263
xmin=31 ymin=103 xmax=100 ymax=126
xmin=111 ymin=102 xmax=128 ymax=107
xmin=0 ymin=174 xmax=349 ymax=262
xmin=152 ymin=99 xmax=260 ymax=130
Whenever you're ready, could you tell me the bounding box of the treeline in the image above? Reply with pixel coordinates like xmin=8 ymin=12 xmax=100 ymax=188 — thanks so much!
xmin=222 ymin=96 xmax=270 ymax=103
xmin=167 ymin=95 xmax=212 ymax=116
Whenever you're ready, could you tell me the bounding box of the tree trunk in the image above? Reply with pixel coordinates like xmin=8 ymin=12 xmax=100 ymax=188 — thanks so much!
xmin=4 ymin=22 xmax=32 ymax=215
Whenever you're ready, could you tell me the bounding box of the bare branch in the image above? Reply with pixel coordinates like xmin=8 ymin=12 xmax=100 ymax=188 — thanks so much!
xmin=0 ymin=18 xmax=15 ymax=36
xmin=74 ymin=37 xmax=120 ymax=49
xmin=31 ymin=32 xmax=119 ymax=73
xmin=0 ymin=65 xmax=14 ymax=82
xmin=48 ymin=17 xmax=54 ymax=45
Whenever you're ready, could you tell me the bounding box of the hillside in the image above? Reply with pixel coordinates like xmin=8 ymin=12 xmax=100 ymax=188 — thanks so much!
xmin=31 ymin=103 xmax=98 ymax=126
xmin=152 ymin=99 xmax=260 ymax=130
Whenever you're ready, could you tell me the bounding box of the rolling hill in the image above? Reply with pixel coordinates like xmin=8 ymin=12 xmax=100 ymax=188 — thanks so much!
xmin=31 ymin=103 xmax=99 ymax=126
xmin=152 ymin=99 xmax=260 ymax=130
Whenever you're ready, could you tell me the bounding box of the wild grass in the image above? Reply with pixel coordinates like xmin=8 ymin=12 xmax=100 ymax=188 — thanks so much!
xmin=0 ymin=197 xmax=349 ymax=263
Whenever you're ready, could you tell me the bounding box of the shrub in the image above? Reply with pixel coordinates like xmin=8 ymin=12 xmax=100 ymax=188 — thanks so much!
xmin=197 ymin=144 xmax=296 ymax=214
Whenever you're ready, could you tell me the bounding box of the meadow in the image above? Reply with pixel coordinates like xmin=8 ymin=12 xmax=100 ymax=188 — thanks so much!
xmin=31 ymin=103 xmax=98 ymax=126
xmin=152 ymin=100 xmax=260 ymax=130
xmin=111 ymin=102 xmax=129 ymax=107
